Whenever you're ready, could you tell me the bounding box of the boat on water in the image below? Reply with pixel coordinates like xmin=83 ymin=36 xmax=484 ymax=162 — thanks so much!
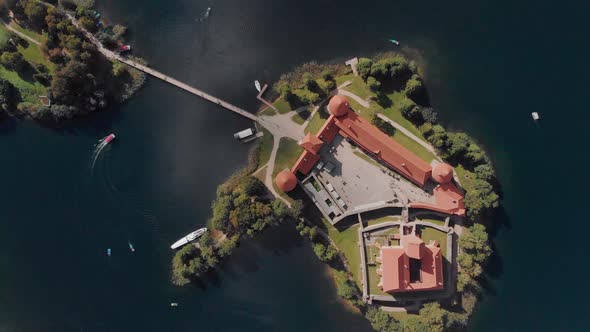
xmin=107 ymin=248 xmax=112 ymax=256
xmin=389 ymin=39 xmax=400 ymax=46
xmin=118 ymin=45 xmax=131 ymax=53
xmin=128 ymin=241 xmax=135 ymax=252
xmin=254 ymin=80 xmax=262 ymax=92
xmin=170 ymin=228 xmax=207 ymax=249
xmin=170 ymin=302 xmax=179 ymax=307
xmin=204 ymin=7 xmax=212 ymax=18
xmin=103 ymin=133 xmax=115 ymax=144
xmin=531 ymin=112 xmax=540 ymax=120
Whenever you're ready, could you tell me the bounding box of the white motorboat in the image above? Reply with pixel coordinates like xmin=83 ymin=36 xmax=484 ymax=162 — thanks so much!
xmin=531 ymin=112 xmax=540 ymax=120
xmin=255 ymin=80 xmax=261 ymax=92
xmin=170 ymin=228 xmax=207 ymax=249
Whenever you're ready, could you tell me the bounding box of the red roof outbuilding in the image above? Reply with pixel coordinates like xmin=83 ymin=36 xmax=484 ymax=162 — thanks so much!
xmin=299 ymin=132 xmax=324 ymax=155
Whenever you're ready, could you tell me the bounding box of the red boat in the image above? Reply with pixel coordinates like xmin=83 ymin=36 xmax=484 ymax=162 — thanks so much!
xmin=103 ymin=133 xmax=115 ymax=143
xmin=118 ymin=45 xmax=131 ymax=52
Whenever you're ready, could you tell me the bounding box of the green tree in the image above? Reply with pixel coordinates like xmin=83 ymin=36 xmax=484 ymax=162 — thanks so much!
xmin=1 ymin=52 xmax=25 ymax=71
xmin=21 ymin=0 xmax=47 ymax=30
xmin=459 ymin=223 xmax=491 ymax=263
xmin=403 ymin=317 xmax=430 ymax=332
xmin=313 ymin=243 xmax=337 ymax=263
xmin=420 ymin=107 xmax=438 ymax=123
xmin=426 ymin=125 xmax=448 ymax=149
xmin=112 ymin=24 xmax=128 ymax=39
xmin=446 ymin=132 xmax=470 ymax=158
xmin=398 ymin=98 xmax=417 ymax=119
xmin=365 ymin=306 xmax=402 ymax=332
xmin=79 ymin=16 xmax=97 ymax=33
xmin=0 ymin=78 xmax=17 ymax=110
xmin=465 ymin=143 xmax=488 ymax=165
xmin=356 ymin=57 xmax=373 ymax=80
xmin=320 ymin=69 xmax=333 ymax=81
xmin=239 ymin=175 xmax=266 ymax=196
xmin=366 ymin=76 xmax=381 ymax=92
xmin=404 ymin=74 xmax=425 ymax=101
xmin=418 ymin=303 xmax=448 ymax=332
xmin=474 ymin=164 xmax=495 ymax=181
xmin=464 ymin=179 xmax=499 ymax=218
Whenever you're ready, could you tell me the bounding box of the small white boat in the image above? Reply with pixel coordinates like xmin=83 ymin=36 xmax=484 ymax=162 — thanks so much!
xmin=170 ymin=228 xmax=207 ymax=249
xmin=204 ymin=7 xmax=211 ymax=18
xmin=531 ymin=112 xmax=540 ymax=120
xmin=170 ymin=302 xmax=179 ymax=307
xmin=254 ymin=80 xmax=262 ymax=92
xmin=389 ymin=39 xmax=400 ymax=46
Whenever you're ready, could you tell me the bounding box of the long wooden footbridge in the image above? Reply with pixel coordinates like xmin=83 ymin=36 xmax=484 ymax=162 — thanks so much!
xmin=66 ymin=12 xmax=279 ymax=128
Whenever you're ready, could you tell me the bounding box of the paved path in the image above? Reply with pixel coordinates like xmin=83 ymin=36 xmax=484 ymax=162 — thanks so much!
xmin=1 ymin=20 xmax=42 ymax=46
xmin=337 ymin=89 xmax=370 ymax=108
xmin=264 ymin=136 xmax=291 ymax=206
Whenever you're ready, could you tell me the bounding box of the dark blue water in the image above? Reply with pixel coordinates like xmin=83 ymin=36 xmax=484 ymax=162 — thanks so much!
xmin=0 ymin=0 xmax=589 ymax=330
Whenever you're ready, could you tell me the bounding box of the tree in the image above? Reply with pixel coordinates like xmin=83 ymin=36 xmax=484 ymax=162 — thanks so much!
xmin=313 ymin=243 xmax=337 ymax=263
xmin=356 ymin=57 xmax=373 ymax=80
xmin=239 ymin=175 xmax=266 ymax=196
xmin=365 ymin=306 xmax=402 ymax=332
xmin=464 ymin=179 xmax=499 ymax=218
xmin=0 ymin=78 xmax=17 ymax=110
xmin=459 ymin=224 xmax=491 ymax=263
xmin=1 ymin=52 xmax=25 ymax=71
xmin=320 ymin=69 xmax=333 ymax=81
xmin=372 ymin=113 xmax=395 ymax=136
xmin=403 ymin=317 xmax=430 ymax=332
xmin=426 ymin=125 xmax=448 ymax=149
xmin=218 ymin=236 xmax=238 ymax=258
xmin=420 ymin=107 xmax=438 ymax=123
xmin=404 ymin=74 xmax=425 ymax=101
xmin=465 ymin=143 xmax=488 ymax=166
xmin=418 ymin=303 xmax=448 ymax=332
xmin=20 ymin=0 xmax=47 ymax=30
xmin=289 ymin=200 xmax=303 ymax=219
xmin=333 ymin=270 xmax=358 ymax=301
xmin=366 ymin=76 xmax=381 ymax=92
xmin=112 ymin=24 xmax=128 ymax=39
xmin=474 ymin=164 xmax=495 ymax=181
xmin=398 ymin=98 xmax=417 ymax=118
xmin=79 ymin=16 xmax=97 ymax=33
xmin=446 ymin=132 xmax=470 ymax=159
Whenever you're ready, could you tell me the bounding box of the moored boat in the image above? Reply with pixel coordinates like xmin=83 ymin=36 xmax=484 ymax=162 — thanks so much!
xmin=255 ymin=80 xmax=261 ymax=92
xmin=170 ymin=228 xmax=207 ymax=249
xmin=389 ymin=39 xmax=400 ymax=46
xmin=531 ymin=112 xmax=540 ymax=120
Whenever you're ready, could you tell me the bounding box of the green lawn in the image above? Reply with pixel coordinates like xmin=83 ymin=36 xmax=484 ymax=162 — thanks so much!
xmin=391 ymin=129 xmax=436 ymax=163
xmin=17 ymin=43 xmax=55 ymax=72
xmin=366 ymin=215 xmax=401 ymax=227
xmin=420 ymin=217 xmax=447 ymax=227
xmin=272 ymin=137 xmax=303 ymax=177
xmin=8 ymin=22 xmax=45 ymax=44
xmin=256 ymin=128 xmax=273 ymax=167
xmin=0 ymin=65 xmax=46 ymax=104
xmin=273 ymin=98 xmax=292 ymax=114
xmin=320 ymin=218 xmax=362 ymax=287
xmin=304 ymin=106 xmax=329 ymax=134
xmin=0 ymin=25 xmax=11 ymax=49
xmin=381 ymin=91 xmax=426 ymax=139
xmin=420 ymin=226 xmax=448 ymax=258
xmin=455 ymin=164 xmax=476 ymax=192
xmin=291 ymin=107 xmax=311 ymax=125
xmin=259 ymin=107 xmax=276 ymax=116
xmin=335 ymin=73 xmax=374 ymax=100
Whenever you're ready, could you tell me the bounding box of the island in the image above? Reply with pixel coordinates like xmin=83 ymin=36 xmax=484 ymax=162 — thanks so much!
xmin=171 ymin=52 xmax=500 ymax=331
xmin=0 ymin=0 xmax=144 ymax=122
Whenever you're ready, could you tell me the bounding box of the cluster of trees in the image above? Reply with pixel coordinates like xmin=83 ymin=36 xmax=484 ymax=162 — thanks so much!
xmin=0 ymin=78 xmax=18 ymax=112
xmin=6 ymin=0 xmax=143 ymax=121
xmin=171 ymin=173 xmax=298 ymax=285
xmin=272 ymin=62 xmax=348 ymax=109
xmin=275 ymin=69 xmax=336 ymax=108
xmin=456 ymin=224 xmax=491 ymax=313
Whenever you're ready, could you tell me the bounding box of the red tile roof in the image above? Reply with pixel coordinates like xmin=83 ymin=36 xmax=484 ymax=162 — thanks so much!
xmin=379 ymin=234 xmax=444 ymax=293
xmin=410 ymin=182 xmax=466 ymax=216
xmin=333 ymin=109 xmax=432 ymax=186
xmin=328 ymin=95 xmax=350 ymax=116
xmin=275 ymin=169 xmax=297 ymax=192
xmin=291 ymin=150 xmax=320 ymax=175
xmin=299 ymin=132 xmax=324 ymax=155
xmin=432 ymin=163 xmax=454 ymax=184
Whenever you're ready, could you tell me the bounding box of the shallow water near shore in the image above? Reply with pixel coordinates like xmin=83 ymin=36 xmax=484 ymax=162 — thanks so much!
xmin=0 ymin=0 xmax=589 ymax=331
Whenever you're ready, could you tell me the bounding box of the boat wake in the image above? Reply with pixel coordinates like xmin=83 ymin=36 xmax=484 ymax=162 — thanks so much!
xmin=90 ymin=134 xmax=115 ymax=173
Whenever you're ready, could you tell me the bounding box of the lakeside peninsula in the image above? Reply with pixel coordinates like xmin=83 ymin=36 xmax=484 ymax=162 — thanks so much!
xmin=172 ymin=52 xmax=500 ymax=331
xmin=0 ymin=0 xmax=145 ymax=122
